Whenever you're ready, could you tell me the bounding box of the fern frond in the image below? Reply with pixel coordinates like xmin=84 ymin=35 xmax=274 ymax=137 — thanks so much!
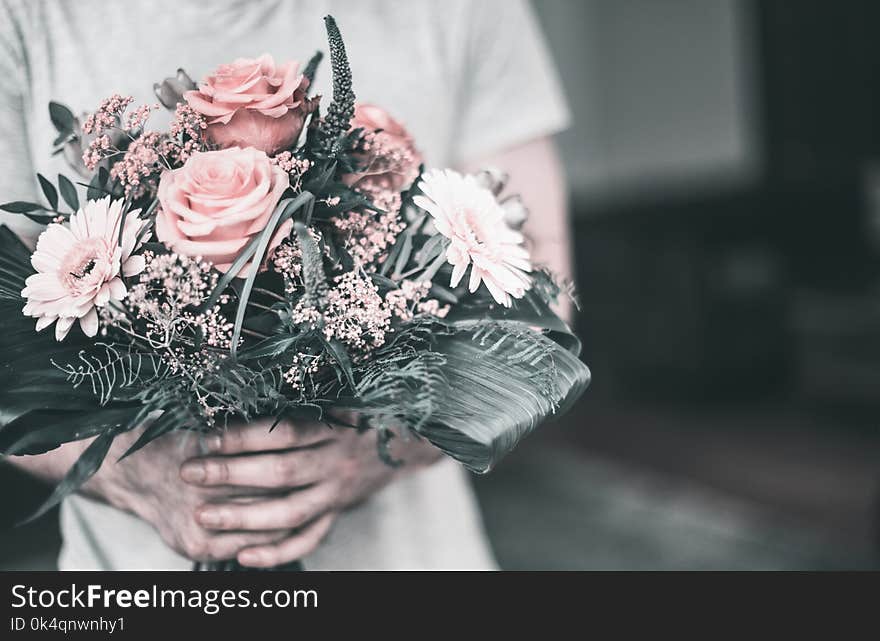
xmin=52 ymin=343 xmax=170 ymax=405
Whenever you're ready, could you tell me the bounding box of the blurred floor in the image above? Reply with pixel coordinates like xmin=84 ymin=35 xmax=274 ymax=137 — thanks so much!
xmin=2 ymin=399 xmax=879 ymax=570
xmin=476 ymin=440 xmax=874 ymax=570
xmin=475 ymin=399 xmax=880 ymax=570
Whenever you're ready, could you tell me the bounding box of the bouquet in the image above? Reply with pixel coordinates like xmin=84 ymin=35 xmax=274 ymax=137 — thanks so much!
xmin=0 ymin=17 xmax=590 ymax=567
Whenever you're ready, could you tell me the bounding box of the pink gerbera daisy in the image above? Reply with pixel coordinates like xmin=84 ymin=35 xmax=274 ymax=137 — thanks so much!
xmin=413 ymin=169 xmax=532 ymax=307
xmin=22 ymin=197 xmax=147 ymax=341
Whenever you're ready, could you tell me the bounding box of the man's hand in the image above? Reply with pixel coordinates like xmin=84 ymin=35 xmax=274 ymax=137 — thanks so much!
xmin=83 ymin=428 xmax=297 ymax=564
xmin=179 ymin=418 xmax=441 ymax=568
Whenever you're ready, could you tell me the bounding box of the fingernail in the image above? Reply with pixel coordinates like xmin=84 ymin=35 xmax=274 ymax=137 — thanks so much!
xmin=198 ymin=509 xmax=222 ymax=527
xmin=181 ymin=462 xmax=206 ymax=483
xmin=239 ymin=550 xmax=260 ymax=566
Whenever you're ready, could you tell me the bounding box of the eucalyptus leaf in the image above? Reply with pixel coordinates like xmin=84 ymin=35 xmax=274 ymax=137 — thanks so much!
xmin=48 ymin=101 xmax=75 ymax=134
xmin=37 ymin=174 xmax=59 ymax=210
xmin=0 ymin=201 xmax=44 ymax=214
xmin=58 ymin=174 xmax=80 ymax=211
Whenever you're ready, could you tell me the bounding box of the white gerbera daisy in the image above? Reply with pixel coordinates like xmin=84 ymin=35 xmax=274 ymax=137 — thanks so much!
xmin=22 ymin=197 xmax=147 ymax=341
xmin=413 ymin=169 xmax=531 ymax=307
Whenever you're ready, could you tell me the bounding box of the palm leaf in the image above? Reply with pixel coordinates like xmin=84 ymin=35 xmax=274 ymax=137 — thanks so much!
xmin=417 ymin=328 xmax=589 ymax=473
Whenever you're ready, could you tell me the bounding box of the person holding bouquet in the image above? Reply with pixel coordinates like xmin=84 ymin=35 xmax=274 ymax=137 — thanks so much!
xmin=0 ymin=0 xmax=574 ymax=570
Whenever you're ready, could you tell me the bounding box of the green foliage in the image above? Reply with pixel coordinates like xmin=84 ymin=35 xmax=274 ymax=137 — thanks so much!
xmin=37 ymin=174 xmax=58 ymax=210
xmin=48 ymin=101 xmax=75 ymax=136
xmin=57 ymin=174 xmax=79 ymax=211
xmin=0 ymin=201 xmax=55 ymax=224
xmin=0 ymin=405 xmax=142 ymax=456
xmin=53 ymin=343 xmax=171 ymax=405
xmin=355 ymin=319 xmax=589 ymax=473
xmin=303 ymin=50 xmax=323 ymax=86
xmin=230 ymin=193 xmax=315 ymax=356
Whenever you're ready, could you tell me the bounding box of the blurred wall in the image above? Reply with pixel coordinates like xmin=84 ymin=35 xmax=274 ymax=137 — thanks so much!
xmin=533 ymin=0 xmax=759 ymax=208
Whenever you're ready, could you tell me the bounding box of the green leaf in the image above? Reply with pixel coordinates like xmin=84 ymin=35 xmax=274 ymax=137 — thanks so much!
xmin=53 ymin=131 xmax=73 ymax=147
xmin=303 ymin=50 xmax=323 ymax=86
xmin=357 ymin=324 xmax=590 ymax=474
xmin=447 ymin=284 xmax=581 ymax=354
xmin=391 ymin=233 xmax=413 ymax=279
xmin=57 ymin=174 xmax=80 ymax=211
xmin=237 ymin=334 xmax=302 ymax=361
xmin=117 ymin=407 xmax=185 ymax=461
xmin=21 ymin=429 xmax=117 ymax=524
xmin=0 ymin=201 xmax=44 ymax=214
xmin=48 ymin=101 xmax=75 ymax=133
xmin=412 ymin=233 xmax=446 ymax=269
xmin=202 ymin=193 xmax=311 ymax=316
xmin=321 ymin=336 xmax=356 ymax=390
xmin=429 ymin=283 xmax=458 ymax=304
xmin=419 ymin=249 xmax=448 ymax=283
xmin=369 ymin=273 xmax=397 ymax=291
xmin=0 ymin=406 xmax=143 ymax=456
xmin=37 ymin=174 xmax=58 ymax=210
xmin=431 ymin=330 xmax=588 ymax=473
xmin=230 ymin=193 xmax=313 ymax=356
xmin=87 ymin=167 xmax=110 ymax=201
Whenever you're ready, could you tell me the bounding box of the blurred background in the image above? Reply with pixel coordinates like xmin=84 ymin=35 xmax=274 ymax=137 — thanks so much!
xmin=3 ymin=0 xmax=880 ymax=569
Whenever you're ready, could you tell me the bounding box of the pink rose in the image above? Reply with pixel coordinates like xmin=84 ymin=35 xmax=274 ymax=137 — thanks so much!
xmin=344 ymin=104 xmax=422 ymax=193
xmin=156 ymin=147 xmax=291 ymax=275
xmin=185 ymin=54 xmax=312 ymax=155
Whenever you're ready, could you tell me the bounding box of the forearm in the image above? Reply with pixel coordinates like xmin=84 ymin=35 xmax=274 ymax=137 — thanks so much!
xmin=6 ymin=440 xmax=90 ymax=485
xmin=5 ymin=432 xmax=149 ymax=518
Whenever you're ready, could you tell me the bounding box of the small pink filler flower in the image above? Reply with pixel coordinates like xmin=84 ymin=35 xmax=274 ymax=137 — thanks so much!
xmin=22 ymin=197 xmax=146 ymax=340
xmin=413 ymin=169 xmax=532 ymax=307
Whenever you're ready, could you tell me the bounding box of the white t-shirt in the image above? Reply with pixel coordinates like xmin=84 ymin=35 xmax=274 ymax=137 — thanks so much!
xmin=0 ymin=0 xmax=570 ymax=569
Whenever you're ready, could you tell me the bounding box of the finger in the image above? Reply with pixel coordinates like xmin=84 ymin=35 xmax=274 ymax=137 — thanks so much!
xmin=181 ymin=445 xmax=332 ymax=488
xmin=187 ymin=529 xmax=291 ymax=562
xmin=202 ymin=418 xmax=333 ymax=455
xmin=196 ymin=484 xmax=332 ymax=531
xmin=236 ymin=513 xmax=336 ymax=568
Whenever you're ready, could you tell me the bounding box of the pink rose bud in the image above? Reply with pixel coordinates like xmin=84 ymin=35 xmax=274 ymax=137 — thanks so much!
xmin=184 ymin=54 xmax=312 ymax=155
xmin=343 ymin=103 xmax=422 ymax=193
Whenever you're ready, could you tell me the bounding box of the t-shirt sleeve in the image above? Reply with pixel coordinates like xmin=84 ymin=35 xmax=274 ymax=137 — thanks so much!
xmin=451 ymin=0 xmax=571 ymax=164
xmin=0 ymin=0 xmax=41 ymax=242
